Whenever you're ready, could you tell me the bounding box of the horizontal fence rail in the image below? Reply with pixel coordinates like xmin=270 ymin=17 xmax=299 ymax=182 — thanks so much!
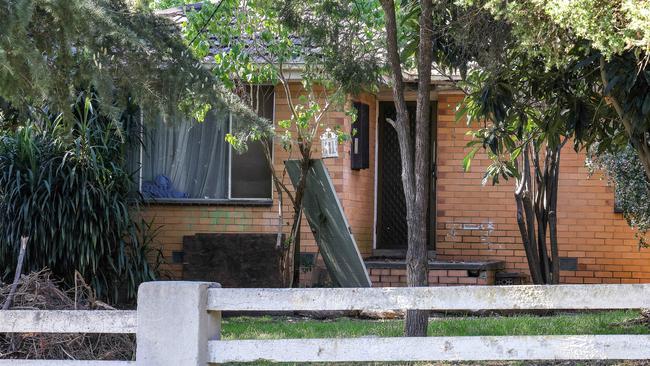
xmin=207 ymin=284 xmax=650 ymax=311
xmin=5 ymin=282 xmax=650 ymax=365
xmin=0 ymin=310 xmax=137 ymax=334
xmin=203 ymin=284 xmax=650 ymax=363
xmin=208 ymin=335 xmax=650 ymax=363
xmin=0 ymin=310 xmax=135 ymax=365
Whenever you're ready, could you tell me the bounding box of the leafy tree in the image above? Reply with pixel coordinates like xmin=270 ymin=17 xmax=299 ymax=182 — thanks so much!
xmin=450 ymin=0 xmax=650 ymax=282
xmin=460 ymin=52 xmax=593 ymax=283
xmin=143 ymin=0 xmax=193 ymax=10
xmin=377 ymin=0 xmax=520 ymax=333
xmin=0 ymin=0 xmax=262 ymax=127
xmin=279 ymin=0 xmax=505 ymax=334
xmin=0 ymin=95 xmax=161 ymax=303
xmin=0 ymin=0 xmax=270 ymax=299
xmin=377 ymin=0 xmax=435 ymax=336
xmin=151 ymin=0 xmax=376 ymax=286
xmin=277 ymin=0 xmax=385 ymax=94
xmin=463 ymin=0 xmax=650 ymax=180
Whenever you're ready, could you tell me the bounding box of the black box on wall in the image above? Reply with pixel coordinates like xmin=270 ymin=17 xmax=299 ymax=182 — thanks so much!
xmin=182 ymin=233 xmax=284 ymax=287
xmin=351 ymin=102 xmax=370 ymax=170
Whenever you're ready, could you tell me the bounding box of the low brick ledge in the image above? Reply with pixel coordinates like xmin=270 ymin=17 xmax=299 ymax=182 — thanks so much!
xmin=364 ymin=259 xmax=505 ymax=271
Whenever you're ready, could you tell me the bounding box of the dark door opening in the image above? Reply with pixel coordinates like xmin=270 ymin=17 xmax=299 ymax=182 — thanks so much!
xmin=375 ymin=101 xmax=437 ymax=256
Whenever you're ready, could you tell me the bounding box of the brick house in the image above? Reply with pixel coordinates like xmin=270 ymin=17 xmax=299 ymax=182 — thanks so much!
xmin=140 ymin=7 xmax=650 ymax=288
xmin=136 ymin=79 xmax=650 ymax=287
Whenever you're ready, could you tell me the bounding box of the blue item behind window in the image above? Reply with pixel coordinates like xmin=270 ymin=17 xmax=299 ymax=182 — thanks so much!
xmin=142 ymin=174 xmax=189 ymax=199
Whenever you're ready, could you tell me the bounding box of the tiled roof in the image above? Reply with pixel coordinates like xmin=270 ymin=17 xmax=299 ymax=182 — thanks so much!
xmin=155 ymin=2 xmax=308 ymax=65
xmin=155 ymin=2 xmax=460 ymax=83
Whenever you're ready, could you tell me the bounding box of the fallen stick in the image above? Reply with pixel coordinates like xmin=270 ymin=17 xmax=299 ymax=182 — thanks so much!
xmin=2 ymin=236 xmax=29 ymax=310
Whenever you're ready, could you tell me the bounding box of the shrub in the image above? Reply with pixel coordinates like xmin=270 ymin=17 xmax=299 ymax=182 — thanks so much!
xmin=0 ymin=96 xmax=161 ymax=304
xmin=588 ymin=145 xmax=650 ymax=247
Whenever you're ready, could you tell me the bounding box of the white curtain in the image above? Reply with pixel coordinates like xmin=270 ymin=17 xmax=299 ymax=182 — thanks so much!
xmin=142 ymin=109 xmax=229 ymax=199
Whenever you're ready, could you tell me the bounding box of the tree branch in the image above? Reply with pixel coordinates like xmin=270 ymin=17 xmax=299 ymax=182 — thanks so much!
xmin=2 ymin=236 xmax=28 ymax=310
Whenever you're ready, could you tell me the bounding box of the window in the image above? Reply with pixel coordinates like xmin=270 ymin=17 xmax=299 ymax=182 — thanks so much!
xmin=135 ymin=86 xmax=274 ymax=202
xmin=230 ymin=86 xmax=274 ymax=199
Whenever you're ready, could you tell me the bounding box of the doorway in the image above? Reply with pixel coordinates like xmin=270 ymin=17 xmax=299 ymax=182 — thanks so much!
xmin=375 ymin=101 xmax=437 ymax=256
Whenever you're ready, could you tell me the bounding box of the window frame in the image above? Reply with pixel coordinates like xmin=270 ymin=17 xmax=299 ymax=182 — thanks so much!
xmin=137 ymin=86 xmax=275 ymax=205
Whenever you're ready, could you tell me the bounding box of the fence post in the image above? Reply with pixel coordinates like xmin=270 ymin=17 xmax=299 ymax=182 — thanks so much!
xmin=136 ymin=281 xmax=221 ymax=366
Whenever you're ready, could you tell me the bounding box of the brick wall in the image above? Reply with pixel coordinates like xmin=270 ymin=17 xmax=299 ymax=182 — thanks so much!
xmin=435 ymin=93 xmax=650 ymax=284
xmin=143 ymin=87 xmax=650 ymax=286
xmin=339 ymin=93 xmax=376 ymax=256
xmin=141 ymin=205 xmax=280 ymax=279
xmin=368 ymin=267 xmax=497 ymax=287
xmin=141 ymin=84 xmax=376 ymax=278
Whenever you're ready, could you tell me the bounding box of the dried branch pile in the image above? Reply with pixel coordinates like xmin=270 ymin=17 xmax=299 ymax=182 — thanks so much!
xmin=0 ymin=269 xmax=135 ymax=360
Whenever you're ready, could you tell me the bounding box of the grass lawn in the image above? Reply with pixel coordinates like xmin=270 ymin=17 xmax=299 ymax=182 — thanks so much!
xmin=220 ymin=310 xmax=650 ymax=366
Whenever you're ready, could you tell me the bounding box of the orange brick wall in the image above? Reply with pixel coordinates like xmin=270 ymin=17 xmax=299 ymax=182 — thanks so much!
xmin=142 ymin=205 xmax=278 ymax=278
xmin=143 ymin=86 xmax=650 ymax=286
xmin=435 ymin=93 xmax=650 ymax=284
xmin=339 ymin=93 xmax=376 ymax=256
xmin=142 ymin=84 xmax=375 ymax=278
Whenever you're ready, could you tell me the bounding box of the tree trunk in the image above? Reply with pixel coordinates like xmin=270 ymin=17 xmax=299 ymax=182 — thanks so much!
xmin=515 ymin=149 xmax=543 ymax=284
xmin=291 ymin=217 xmax=302 ymax=288
xmin=513 ymin=142 xmax=563 ymax=285
xmin=531 ymin=146 xmax=551 ymax=283
xmin=380 ymin=0 xmax=432 ymax=337
xmin=548 ymin=146 xmax=561 ymax=284
xmin=290 ymin=155 xmax=312 ymax=288
xmin=404 ymin=0 xmax=434 ymax=337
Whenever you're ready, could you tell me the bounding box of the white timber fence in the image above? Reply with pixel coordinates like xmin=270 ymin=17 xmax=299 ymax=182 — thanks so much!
xmin=2 ymin=282 xmax=650 ymax=364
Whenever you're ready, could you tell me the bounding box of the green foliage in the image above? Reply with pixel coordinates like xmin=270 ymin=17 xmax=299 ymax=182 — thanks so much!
xmin=461 ymin=0 xmax=650 ymax=159
xmin=589 ymin=145 xmax=650 ymax=247
xmin=463 ymin=0 xmax=649 ymax=64
xmin=279 ymin=0 xmax=509 ymax=89
xmin=458 ymin=47 xmax=594 ymax=184
xmin=399 ymin=0 xmax=511 ymax=80
xmin=173 ymin=0 xmax=385 ymax=94
xmin=0 ymin=96 xmax=162 ymax=304
xmin=0 ymin=0 xmax=264 ymax=130
xmin=222 ymin=311 xmax=649 ymax=340
xmin=159 ymin=0 xmax=356 ymax=154
xmin=599 ymin=52 xmax=650 ymax=149
xmin=181 ymin=0 xmax=286 ymax=89
xmin=454 ymin=0 xmax=650 ymax=177
xmin=144 ymin=0 xmax=194 ymax=10
xmin=278 ymin=0 xmax=386 ymax=94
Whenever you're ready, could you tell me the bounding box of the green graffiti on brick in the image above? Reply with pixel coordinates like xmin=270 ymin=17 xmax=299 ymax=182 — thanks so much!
xmin=209 ymin=210 xmax=229 ymax=219
xmin=238 ymin=217 xmax=253 ymax=226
